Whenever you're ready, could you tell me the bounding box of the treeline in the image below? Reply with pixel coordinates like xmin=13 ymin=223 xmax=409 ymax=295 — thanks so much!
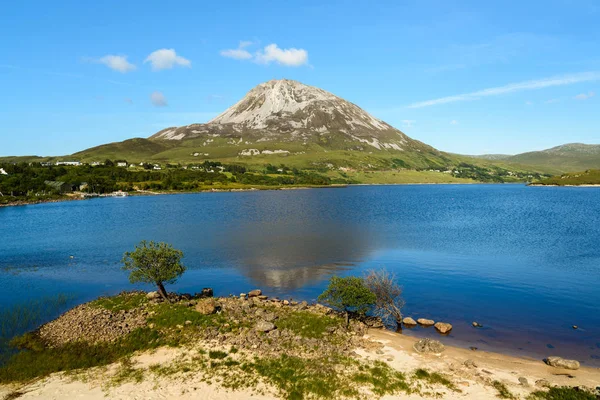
xmin=0 ymin=161 xmax=335 ymax=203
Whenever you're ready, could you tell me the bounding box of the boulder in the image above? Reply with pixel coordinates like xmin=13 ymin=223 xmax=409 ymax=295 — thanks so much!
xmin=195 ymin=299 xmax=217 ymax=315
xmin=297 ymin=301 xmax=308 ymax=310
xmin=257 ymin=295 xmax=268 ymax=300
xmin=255 ymin=320 xmax=276 ymax=333
xmin=417 ymin=318 xmax=435 ymax=326
xmin=146 ymin=291 xmax=161 ymax=300
xmin=472 ymin=321 xmax=483 ymax=328
xmin=402 ymin=317 xmax=417 ymax=326
xmin=248 ymin=289 xmax=262 ymax=298
xmin=263 ymin=312 xmax=278 ymax=322
xmin=518 ymin=377 xmax=529 ymax=387
xmin=413 ymin=338 xmax=445 ymax=354
xmin=434 ymin=322 xmax=453 ymax=334
xmin=545 ymin=356 xmax=580 ymax=370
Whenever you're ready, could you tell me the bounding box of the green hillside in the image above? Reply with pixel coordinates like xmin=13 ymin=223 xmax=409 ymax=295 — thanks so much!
xmin=533 ymin=169 xmax=600 ymax=186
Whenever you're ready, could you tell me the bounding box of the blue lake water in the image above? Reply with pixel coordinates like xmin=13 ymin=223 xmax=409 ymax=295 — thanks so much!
xmin=1 ymin=184 xmax=600 ymax=365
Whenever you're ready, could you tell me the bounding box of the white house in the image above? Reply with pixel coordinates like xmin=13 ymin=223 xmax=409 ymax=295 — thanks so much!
xmin=56 ymin=161 xmax=81 ymax=166
xmin=117 ymin=162 xmax=127 ymax=167
xmin=0 ymin=168 xmax=7 ymax=175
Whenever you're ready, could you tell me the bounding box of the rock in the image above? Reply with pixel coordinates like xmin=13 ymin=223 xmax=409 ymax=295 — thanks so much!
xmin=402 ymin=317 xmax=417 ymax=326
xmin=518 ymin=377 xmax=529 ymax=386
xmin=195 ymin=299 xmax=217 ymax=315
xmin=464 ymin=359 xmax=477 ymax=368
xmin=282 ymin=300 xmax=289 ymax=305
xmin=146 ymin=291 xmax=161 ymax=300
xmin=248 ymin=289 xmax=262 ymax=298
xmin=290 ymin=301 xmax=298 ymax=306
xmin=535 ymin=379 xmax=551 ymax=388
xmin=263 ymin=312 xmax=278 ymax=322
xmin=469 ymin=346 xmax=478 ymax=351
xmin=255 ymin=320 xmax=276 ymax=332
xmin=434 ymin=322 xmax=453 ymax=334
xmin=545 ymin=356 xmax=580 ymax=370
xmin=413 ymin=338 xmax=445 ymax=354
xmin=472 ymin=321 xmax=483 ymax=328
xmin=257 ymin=295 xmax=268 ymax=300
xmin=417 ymin=318 xmax=435 ymax=326
xmin=362 ymin=316 xmax=384 ymax=329
xmin=240 ymin=293 xmax=247 ymax=298
xmin=297 ymin=301 xmax=308 ymax=310
xmin=572 ymin=325 xmax=578 ymax=330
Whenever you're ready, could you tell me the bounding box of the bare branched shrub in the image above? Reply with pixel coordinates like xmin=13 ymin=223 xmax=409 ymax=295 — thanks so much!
xmin=364 ymin=269 xmax=405 ymax=325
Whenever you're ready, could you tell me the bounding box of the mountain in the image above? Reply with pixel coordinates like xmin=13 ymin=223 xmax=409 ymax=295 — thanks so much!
xmin=76 ymin=79 xmax=456 ymax=170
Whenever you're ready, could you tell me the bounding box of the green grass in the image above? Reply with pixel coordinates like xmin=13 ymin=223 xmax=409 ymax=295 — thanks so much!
xmin=90 ymin=292 xmax=147 ymax=312
xmin=413 ymin=368 xmax=459 ymax=392
xmin=527 ymin=387 xmax=598 ymax=400
xmin=352 ymin=361 xmax=410 ymax=396
xmin=491 ymin=380 xmax=516 ymax=399
xmin=147 ymin=302 xmax=229 ymax=330
xmin=534 ymin=169 xmax=600 ymax=186
xmin=0 ymin=327 xmax=162 ymax=383
xmin=208 ymin=350 xmax=228 ymax=359
xmin=275 ymin=311 xmax=342 ymax=339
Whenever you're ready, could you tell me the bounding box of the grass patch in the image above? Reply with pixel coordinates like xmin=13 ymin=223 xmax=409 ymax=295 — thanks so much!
xmin=492 ymin=380 xmax=516 ymax=399
xmin=527 ymin=387 xmax=598 ymax=400
xmin=275 ymin=311 xmax=341 ymax=339
xmin=413 ymin=368 xmax=459 ymax=392
xmin=90 ymin=292 xmax=147 ymax=312
xmin=148 ymin=302 xmax=228 ymax=330
xmin=208 ymin=350 xmax=228 ymax=359
xmin=352 ymin=361 xmax=410 ymax=396
xmin=109 ymin=358 xmax=145 ymax=386
xmin=0 ymin=327 xmax=162 ymax=383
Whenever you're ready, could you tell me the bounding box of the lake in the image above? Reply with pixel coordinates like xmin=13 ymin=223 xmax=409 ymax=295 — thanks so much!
xmin=1 ymin=184 xmax=599 ymax=366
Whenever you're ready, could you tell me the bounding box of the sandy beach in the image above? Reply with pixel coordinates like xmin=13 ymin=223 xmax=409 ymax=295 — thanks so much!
xmin=2 ymin=327 xmax=598 ymax=400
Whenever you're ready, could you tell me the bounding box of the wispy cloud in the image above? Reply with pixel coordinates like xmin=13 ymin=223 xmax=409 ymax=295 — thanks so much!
xmin=574 ymin=91 xmax=595 ymax=100
xmin=144 ymin=49 xmax=191 ymax=71
xmin=220 ymin=42 xmax=309 ymax=67
xmin=95 ymin=55 xmax=137 ymax=73
xmin=150 ymin=91 xmax=167 ymax=107
xmin=408 ymin=71 xmax=600 ymax=108
xmin=220 ymin=41 xmax=253 ymax=60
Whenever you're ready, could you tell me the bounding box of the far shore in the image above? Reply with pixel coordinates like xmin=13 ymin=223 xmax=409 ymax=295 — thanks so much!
xmin=0 ymin=181 xmax=538 ymax=208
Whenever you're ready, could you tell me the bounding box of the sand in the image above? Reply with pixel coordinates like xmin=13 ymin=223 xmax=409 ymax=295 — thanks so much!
xmin=1 ymin=329 xmax=598 ymax=399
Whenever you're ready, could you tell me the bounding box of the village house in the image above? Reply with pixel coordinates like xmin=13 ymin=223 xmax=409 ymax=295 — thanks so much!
xmin=0 ymin=168 xmax=7 ymax=175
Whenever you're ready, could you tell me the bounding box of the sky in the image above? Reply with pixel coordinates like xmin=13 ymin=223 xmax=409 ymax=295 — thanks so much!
xmin=1 ymin=0 xmax=599 ymax=156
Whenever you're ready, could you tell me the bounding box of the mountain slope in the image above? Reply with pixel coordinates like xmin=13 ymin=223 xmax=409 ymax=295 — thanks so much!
xmin=505 ymin=143 xmax=600 ymax=172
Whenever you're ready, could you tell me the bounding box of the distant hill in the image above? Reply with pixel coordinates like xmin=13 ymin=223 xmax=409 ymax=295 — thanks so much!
xmin=466 ymin=143 xmax=600 ymax=173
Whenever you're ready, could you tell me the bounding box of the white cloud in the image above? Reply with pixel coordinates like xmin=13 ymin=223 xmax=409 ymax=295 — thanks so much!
xmin=255 ymin=44 xmax=309 ymax=67
xmin=574 ymin=91 xmax=595 ymax=100
xmin=402 ymin=120 xmax=416 ymax=128
xmin=150 ymin=91 xmax=167 ymax=107
xmin=96 ymin=55 xmax=136 ymax=73
xmin=408 ymin=71 xmax=600 ymax=108
xmin=221 ymin=42 xmax=309 ymax=67
xmin=450 ymin=120 xmax=458 ymax=125
xmin=144 ymin=49 xmax=191 ymax=71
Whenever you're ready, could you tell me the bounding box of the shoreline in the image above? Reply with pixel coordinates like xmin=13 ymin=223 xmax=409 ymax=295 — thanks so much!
xmin=0 ymin=181 xmax=533 ymax=208
xmin=1 ymin=292 xmax=597 ymax=399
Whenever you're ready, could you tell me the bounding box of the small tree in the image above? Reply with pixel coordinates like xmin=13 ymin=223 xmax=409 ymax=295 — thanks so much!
xmin=364 ymin=269 xmax=405 ymax=327
xmin=122 ymin=241 xmax=186 ymax=301
xmin=317 ymin=276 xmax=376 ymax=327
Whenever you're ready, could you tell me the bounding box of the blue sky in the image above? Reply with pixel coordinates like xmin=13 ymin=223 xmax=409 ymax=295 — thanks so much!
xmin=1 ymin=0 xmax=599 ymax=156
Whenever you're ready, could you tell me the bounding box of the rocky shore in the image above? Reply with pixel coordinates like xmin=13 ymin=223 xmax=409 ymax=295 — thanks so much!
xmin=1 ymin=290 xmax=599 ymax=400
